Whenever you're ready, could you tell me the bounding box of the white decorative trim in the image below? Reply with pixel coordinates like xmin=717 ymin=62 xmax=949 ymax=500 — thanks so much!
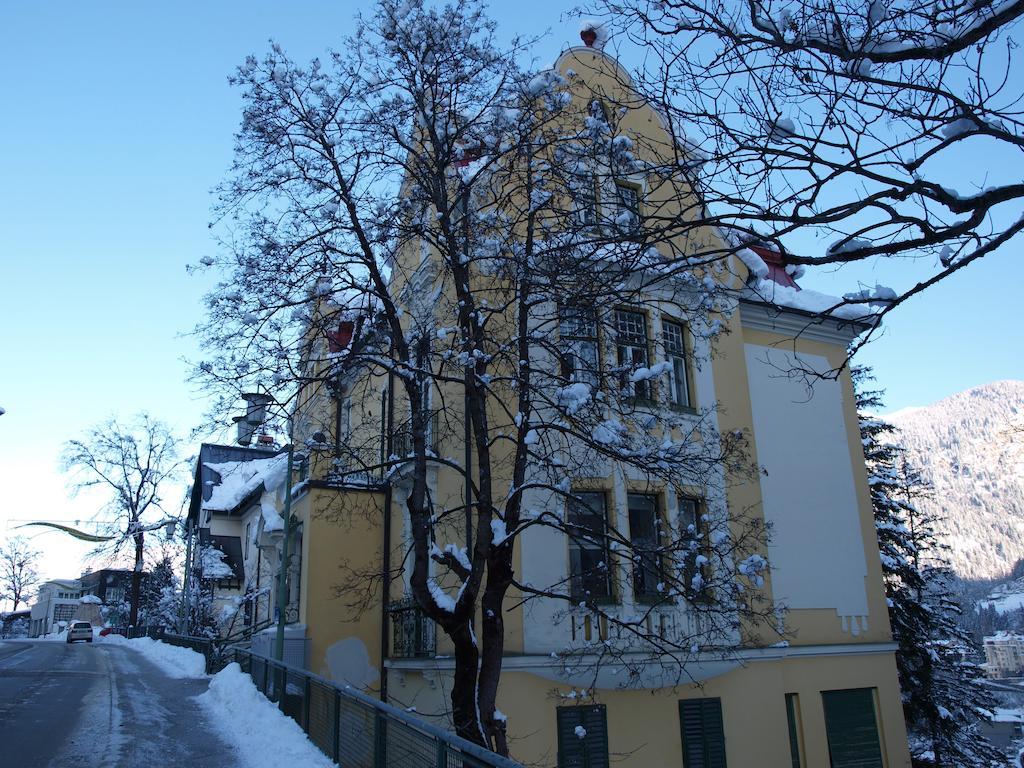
xmin=739 ymin=300 xmax=867 ymax=344
xmin=385 ymin=641 xmax=899 ymax=689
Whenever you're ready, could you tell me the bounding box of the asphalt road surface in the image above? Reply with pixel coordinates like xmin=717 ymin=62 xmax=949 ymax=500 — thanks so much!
xmin=0 ymin=638 xmax=240 ymax=767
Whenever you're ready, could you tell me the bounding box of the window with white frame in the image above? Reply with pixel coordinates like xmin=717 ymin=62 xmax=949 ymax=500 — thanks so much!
xmin=678 ymin=497 xmax=706 ymax=599
xmin=575 ymin=174 xmax=598 ymax=228
xmin=567 ymin=491 xmax=613 ymax=601
xmin=615 ymin=309 xmax=650 ymax=400
xmin=663 ymin=320 xmax=693 ymax=409
xmin=614 ymin=182 xmax=640 ymax=234
xmin=559 ymin=305 xmax=600 ymax=387
xmin=627 ymin=493 xmax=663 ymax=600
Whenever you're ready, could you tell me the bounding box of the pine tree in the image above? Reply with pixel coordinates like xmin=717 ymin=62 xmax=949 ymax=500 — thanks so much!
xmin=138 ymin=556 xmax=179 ymax=629
xmin=856 ymin=368 xmax=1006 ymax=766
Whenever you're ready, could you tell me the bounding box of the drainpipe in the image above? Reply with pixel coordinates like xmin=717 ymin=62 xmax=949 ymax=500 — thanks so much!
xmin=464 ymin=386 xmax=473 ymax=558
xmin=379 ymin=369 xmax=395 ymax=703
xmin=274 ymin=446 xmax=295 ymax=662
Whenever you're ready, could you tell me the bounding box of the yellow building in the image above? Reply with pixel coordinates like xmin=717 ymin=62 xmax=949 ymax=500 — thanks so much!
xmin=265 ymin=40 xmax=910 ymax=768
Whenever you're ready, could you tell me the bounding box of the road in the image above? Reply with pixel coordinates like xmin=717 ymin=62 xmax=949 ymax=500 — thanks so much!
xmin=0 ymin=638 xmax=240 ymax=767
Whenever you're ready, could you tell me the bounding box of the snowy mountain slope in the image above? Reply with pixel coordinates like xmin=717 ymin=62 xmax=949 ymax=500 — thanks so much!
xmin=887 ymin=380 xmax=1024 ymax=580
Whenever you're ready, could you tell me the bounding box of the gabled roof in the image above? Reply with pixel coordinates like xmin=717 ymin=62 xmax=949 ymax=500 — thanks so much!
xmin=187 ymin=443 xmax=283 ymax=523
xmin=43 ymin=579 xmax=80 ymax=589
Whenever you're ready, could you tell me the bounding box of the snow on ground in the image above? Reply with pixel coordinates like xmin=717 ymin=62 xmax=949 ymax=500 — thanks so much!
xmin=100 ymin=634 xmax=207 ymax=678
xmin=197 ymin=662 xmax=334 ymax=768
xmin=92 ymin=636 xmax=334 ymax=767
xmin=35 ymin=630 xmax=69 ymax=642
xmin=981 ymin=589 xmax=1024 ymax=615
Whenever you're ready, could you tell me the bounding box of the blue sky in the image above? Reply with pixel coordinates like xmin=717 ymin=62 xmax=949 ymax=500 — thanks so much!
xmin=0 ymin=1 xmax=1020 ymax=584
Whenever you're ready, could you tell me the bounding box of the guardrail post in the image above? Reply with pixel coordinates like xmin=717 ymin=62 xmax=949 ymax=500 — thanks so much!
xmin=303 ymin=675 xmax=311 ymax=731
xmin=277 ymin=664 xmax=286 ymax=712
xmin=332 ymin=689 xmax=341 ymax=763
xmin=374 ymin=711 xmax=387 ymax=768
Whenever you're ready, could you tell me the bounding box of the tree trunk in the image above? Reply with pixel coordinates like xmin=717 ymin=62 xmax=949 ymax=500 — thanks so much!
xmin=479 ymin=556 xmax=512 ymax=755
xmin=129 ymin=529 xmax=144 ymax=627
xmin=449 ymin=619 xmax=484 ymax=745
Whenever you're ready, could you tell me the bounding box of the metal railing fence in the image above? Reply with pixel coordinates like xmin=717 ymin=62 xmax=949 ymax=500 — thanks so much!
xmin=232 ymin=647 xmax=522 ymax=768
xmin=389 ymin=597 xmax=436 ymax=658
xmin=105 ymin=625 xmax=167 ymax=640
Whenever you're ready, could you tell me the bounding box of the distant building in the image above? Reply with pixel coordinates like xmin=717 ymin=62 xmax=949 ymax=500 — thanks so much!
xmin=982 ymin=708 xmax=1024 ymax=751
xmin=185 ymin=443 xmax=292 ymax=649
xmin=29 ymin=579 xmax=81 ymax=637
xmin=79 ymin=568 xmax=136 ymax=606
xmin=27 ymin=570 xmax=146 ymax=636
xmin=984 ymin=632 xmax=1024 ymax=678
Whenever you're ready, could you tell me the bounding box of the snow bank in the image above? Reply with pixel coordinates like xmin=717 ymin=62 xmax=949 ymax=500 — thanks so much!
xmin=37 ymin=629 xmax=69 ymax=642
xmin=197 ymin=662 xmax=334 ymax=768
xmin=102 ymin=635 xmax=207 ymax=679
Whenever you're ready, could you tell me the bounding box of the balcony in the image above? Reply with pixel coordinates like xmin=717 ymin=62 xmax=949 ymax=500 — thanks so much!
xmin=389 ymin=597 xmax=436 ymax=658
xmin=391 ymin=411 xmax=441 ymax=457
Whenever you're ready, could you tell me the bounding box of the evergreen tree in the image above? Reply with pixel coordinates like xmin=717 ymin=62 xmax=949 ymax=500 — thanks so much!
xmin=855 ymin=367 xmax=1005 ymax=767
xmin=138 ymin=556 xmax=179 ymax=628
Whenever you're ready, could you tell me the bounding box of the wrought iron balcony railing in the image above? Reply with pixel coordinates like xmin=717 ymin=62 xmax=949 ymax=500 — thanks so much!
xmin=390 ymin=411 xmax=440 ymax=457
xmin=388 ymin=597 xmax=436 ymax=658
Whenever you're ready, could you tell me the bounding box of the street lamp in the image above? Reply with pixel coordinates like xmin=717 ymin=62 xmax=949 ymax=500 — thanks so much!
xmin=235 ymin=392 xmax=294 ymax=663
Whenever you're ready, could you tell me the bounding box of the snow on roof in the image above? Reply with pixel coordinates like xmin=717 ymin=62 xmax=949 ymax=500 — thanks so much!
xmin=741 ymin=275 xmax=878 ymax=324
xmin=79 ymin=594 xmax=102 ymax=605
xmin=203 ymin=454 xmax=288 ymax=513
xmin=45 ymin=579 xmax=80 ymax=589
xmin=985 ymin=631 xmax=1024 ymax=642
xmin=981 ymin=591 xmax=1024 ymax=616
xmin=992 ymin=708 xmax=1024 ymax=723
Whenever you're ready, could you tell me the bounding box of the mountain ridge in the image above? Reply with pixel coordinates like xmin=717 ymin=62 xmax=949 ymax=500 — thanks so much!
xmin=886 ymin=379 xmax=1024 ymax=580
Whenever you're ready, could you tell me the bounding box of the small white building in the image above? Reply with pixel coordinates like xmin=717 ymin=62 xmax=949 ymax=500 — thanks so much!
xmin=29 ymin=579 xmax=81 ymax=637
xmin=983 ymin=632 xmax=1024 ymax=678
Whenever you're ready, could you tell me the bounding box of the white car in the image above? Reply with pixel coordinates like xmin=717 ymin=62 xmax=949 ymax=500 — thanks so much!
xmin=66 ymin=622 xmax=93 ymax=644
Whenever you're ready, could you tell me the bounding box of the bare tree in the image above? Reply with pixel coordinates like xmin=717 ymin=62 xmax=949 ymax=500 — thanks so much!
xmin=196 ymin=0 xmax=776 ymax=754
xmin=0 ymin=537 xmax=41 ymax=612
xmin=591 ymin=0 xmax=1024 ymax=352
xmin=61 ymin=414 xmax=185 ymax=627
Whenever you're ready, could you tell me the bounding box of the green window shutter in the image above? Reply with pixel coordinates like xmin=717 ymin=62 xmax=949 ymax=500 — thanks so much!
xmin=679 ymin=698 xmax=727 ymax=768
xmin=785 ymin=694 xmax=802 ymax=768
xmin=821 ymin=689 xmax=884 ymax=768
xmin=557 ymin=705 xmax=609 ymax=768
